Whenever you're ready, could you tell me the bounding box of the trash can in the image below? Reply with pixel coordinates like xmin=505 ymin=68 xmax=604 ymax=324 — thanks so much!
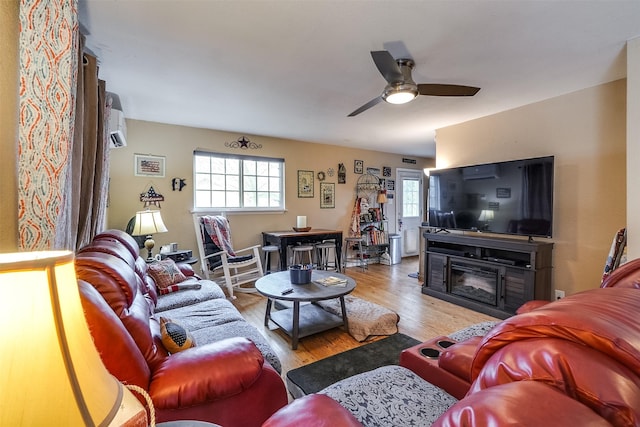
xmin=389 ymin=234 xmax=402 ymax=265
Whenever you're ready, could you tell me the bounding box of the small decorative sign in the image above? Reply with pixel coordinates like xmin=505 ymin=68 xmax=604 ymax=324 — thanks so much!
xmin=354 ymin=160 xmax=364 ymax=174
xmin=386 ymin=179 xmax=395 ymax=191
xmin=402 ymin=158 xmax=417 ymax=164
xmin=366 ymin=167 xmax=380 ymax=175
xmin=496 ymin=188 xmax=511 ymax=198
xmin=140 ymin=186 xmax=165 ymax=208
xmin=382 ymin=166 xmax=391 ymax=177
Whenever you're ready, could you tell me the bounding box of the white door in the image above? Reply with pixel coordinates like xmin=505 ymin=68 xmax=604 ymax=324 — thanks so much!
xmin=396 ymin=169 xmax=424 ymax=257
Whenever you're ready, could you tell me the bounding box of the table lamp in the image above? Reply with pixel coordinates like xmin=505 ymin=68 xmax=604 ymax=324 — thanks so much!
xmin=0 ymin=251 xmax=147 ymax=426
xmin=132 ymin=209 xmax=169 ymax=261
xmin=478 ymin=209 xmax=495 ymax=230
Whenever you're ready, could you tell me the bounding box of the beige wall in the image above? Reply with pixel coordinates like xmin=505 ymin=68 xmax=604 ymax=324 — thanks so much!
xmin=107 ymin=120 xmax=432 ymax=261
xmin=435 ymin=79 xmax=627 ymax=296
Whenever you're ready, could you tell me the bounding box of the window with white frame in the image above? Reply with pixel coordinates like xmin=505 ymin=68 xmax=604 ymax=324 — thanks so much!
xmin=193 ymin=151 xmax=285 ymax=210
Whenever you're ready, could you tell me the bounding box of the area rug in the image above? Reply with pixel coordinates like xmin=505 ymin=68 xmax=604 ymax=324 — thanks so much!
xmin=316 ymin=295 xmax=400 ymax=342
xmin=286 ymin=332 xmax=421 ymax=398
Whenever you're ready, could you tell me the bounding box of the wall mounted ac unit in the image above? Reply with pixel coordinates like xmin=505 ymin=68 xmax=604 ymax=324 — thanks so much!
xmin=462 ymin=164 xmax=500 ymax=180
xmin=108 ymin=108 xmax=127 ymax=148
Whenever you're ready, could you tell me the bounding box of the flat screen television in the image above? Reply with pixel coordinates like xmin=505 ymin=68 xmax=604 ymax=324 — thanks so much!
xmin=427 ymin=156 xmax=554 ymax=238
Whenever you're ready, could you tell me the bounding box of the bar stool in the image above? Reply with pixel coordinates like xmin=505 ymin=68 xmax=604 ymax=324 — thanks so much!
xmin=291 ymin=245 xmax=314 ymax=266
xmin=316 ymin=241 xmax=340 ymax=272
xmin=261 ymin=245 xmax=279 ymax=274
xmin=343 ymin=237 xmax=367 ymax=271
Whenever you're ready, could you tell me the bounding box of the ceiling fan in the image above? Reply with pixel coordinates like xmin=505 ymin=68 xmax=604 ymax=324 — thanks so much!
xmin=348 ymin=50 xmax=481 ymax=117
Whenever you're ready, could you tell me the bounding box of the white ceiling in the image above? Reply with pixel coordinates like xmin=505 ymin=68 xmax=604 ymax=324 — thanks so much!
xmin=79 ymin=0 xmax=640 ymax=158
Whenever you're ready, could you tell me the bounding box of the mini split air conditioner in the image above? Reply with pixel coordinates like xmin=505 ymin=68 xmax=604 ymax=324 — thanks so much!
xmin=108 ymin=108 xmax=127 ymax=148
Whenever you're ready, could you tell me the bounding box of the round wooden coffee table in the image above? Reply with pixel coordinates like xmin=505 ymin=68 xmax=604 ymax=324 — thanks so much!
xmin=255 ymin=270 xmax=356 ymax=349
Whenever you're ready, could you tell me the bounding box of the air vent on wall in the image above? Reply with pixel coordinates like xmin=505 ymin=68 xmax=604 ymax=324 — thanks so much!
xmin=108 ymin=108 xmax=127 ymax=148
xmin=462 ymin=164 xmax=500 ymax=180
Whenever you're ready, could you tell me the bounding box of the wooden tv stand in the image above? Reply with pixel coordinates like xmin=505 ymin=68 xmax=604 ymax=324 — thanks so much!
xmin=422 ymin=232 xmax=553 ymax=319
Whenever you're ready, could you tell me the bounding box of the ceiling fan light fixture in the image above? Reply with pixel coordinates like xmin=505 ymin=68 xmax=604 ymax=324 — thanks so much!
xmin=383 ymin=83 xmax=418 ymax=104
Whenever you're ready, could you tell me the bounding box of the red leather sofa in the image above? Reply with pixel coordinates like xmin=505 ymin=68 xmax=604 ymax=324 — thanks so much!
xmin=76 ymin=230 xmax=288 ymax=426
xmin=262 ymin=259 xmax=640 ymax=426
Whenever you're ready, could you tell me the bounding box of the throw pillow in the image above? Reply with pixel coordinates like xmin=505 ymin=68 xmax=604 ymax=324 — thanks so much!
xmin=158 ymin=282 xmax=202 ymax=295
xmin=148 ymin=259 xmax=187 ymax=290
xmin=159 ymin=317 xmax=196 ymax=353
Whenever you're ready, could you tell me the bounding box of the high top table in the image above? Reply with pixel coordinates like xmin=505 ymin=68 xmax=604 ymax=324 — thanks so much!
xmin=262 ymin=229 xmax=343 ymax=271
xmin=255 ymin=270 xmax=355 ymax=349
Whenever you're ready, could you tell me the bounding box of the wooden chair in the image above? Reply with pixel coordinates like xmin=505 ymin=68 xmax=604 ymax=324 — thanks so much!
xmin=193 ymin=213 xmax=263 ymax=298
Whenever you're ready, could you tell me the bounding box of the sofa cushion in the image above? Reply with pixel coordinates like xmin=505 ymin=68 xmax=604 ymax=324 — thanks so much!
xmin=160 ymin=317 xmax=196 ymax=353
xmin=155 ymin=279 xmax=226 ymax=312
xmin=148 ymin=259 xmax=188 ymax=289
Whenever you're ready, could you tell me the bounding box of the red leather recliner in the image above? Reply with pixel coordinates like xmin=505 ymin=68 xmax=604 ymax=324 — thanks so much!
xmin=77 ymin=232 xmax=288 ymax=426
xmin=263 ymin=261 xmax=640 ymax=426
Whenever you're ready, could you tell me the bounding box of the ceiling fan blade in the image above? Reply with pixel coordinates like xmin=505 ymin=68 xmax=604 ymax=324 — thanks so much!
xmin=371 ymin=51 xmax=403 ymax=84
xmin=348 ymin=96 xmax=384 ymax=117
xmin=418 ymin=84 xmax=480 ymax=97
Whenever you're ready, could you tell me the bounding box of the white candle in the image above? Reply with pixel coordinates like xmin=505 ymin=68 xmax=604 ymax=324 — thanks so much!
xmin=296 ymin=216 xmax=307 ymax=228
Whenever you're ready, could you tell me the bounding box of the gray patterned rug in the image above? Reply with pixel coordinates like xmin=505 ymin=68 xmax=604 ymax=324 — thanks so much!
xmin=286 ymin=332 xmax=420 ymax=398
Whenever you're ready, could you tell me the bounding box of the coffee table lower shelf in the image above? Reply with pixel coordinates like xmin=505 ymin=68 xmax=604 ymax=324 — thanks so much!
xmin=269 ymin=302 xmax=345 ymax=348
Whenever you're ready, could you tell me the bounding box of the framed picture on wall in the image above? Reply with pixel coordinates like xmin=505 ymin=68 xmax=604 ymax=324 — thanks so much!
xmin=354 ymin=160 xmax=364 ymax=174
xmin=134 ymin=154 xmax=165 ymax=177
xmin=320 ymin=182 xmax=335 ymax=208
xmin=297 ymin=170 xmax=314 ymax=197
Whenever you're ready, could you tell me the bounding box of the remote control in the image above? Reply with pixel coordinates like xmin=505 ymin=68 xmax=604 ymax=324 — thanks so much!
xmin=281 ymin=288 xmax=294 ymax=295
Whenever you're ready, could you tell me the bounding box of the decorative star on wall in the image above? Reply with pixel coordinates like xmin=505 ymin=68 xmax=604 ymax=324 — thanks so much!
xmin=225 ymin=136 xmax=262 ymax=149
xmin=140 ymin=186 xmax=165 ymax=208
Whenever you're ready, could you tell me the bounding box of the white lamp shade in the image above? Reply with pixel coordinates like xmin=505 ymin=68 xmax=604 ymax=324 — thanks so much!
xmin=132 ymin=209 xmax=168 ymax=236
xmin=0 ymin=251 xmax=124 ymax=426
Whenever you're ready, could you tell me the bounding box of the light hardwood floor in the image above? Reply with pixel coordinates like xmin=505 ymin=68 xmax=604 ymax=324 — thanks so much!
xmin=231 ymin=256 xmax=499 ymax=376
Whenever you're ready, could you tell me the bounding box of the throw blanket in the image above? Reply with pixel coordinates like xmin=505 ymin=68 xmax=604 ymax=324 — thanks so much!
xmin=202 ymin=215 xmax=236 ymax=257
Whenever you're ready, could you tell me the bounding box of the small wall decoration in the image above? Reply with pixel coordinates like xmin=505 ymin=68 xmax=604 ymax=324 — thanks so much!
xmin=366 ymin=167 xmax=380 ymax=175
xmin=171 ymin=178 xmax=187 ymax=191
xmin=382 ymin=166 xmax=391 ymax=177
xmin=317 ymin=171 xmax=326 ymax=181
xmin=320 ymin=182 xmax=335 ymax=209
xmin=135 ymin=154 xmax=165 ymax=177
xmin=327 ymin=168 xmax=335 ymax=177
xmin=488 ymin=201 xmax=500 ymax=210
xmin=354 ymin=160 xmax=364 ymax=174
xmin=140 ymin=186 xmax=165 ymax=208
xmin=402 ymin=158 xmax=417 ymax=164
xmin=297 ymin=170 xmax=314 ymax=197
xmin=338 ymin=163 xmax=346 ymax=184
xmin=386 ymin=179 xmax=395 ymax=191
xmin=496 ymin=187 xmax=511 ymax=198
xmin=224 ymin=136 xmax=262 ymax=149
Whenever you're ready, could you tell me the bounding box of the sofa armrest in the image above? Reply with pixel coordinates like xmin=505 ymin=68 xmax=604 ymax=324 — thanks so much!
xmin=149 ymin=337 xmax=265 ymax=409
xmin=433 ymin=382 xmax=611 ymax=427
xmin=262 ymin=394 xmax=362 ymax=427
xmin=439 ymin=336 xmax=483 ymax=383
xmin=176 ymin=262 xmax=196 ymax=277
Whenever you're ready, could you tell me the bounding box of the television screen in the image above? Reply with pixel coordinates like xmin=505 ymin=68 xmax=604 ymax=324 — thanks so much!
xmin=427 ymin=156 xmax=554 ymax=238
